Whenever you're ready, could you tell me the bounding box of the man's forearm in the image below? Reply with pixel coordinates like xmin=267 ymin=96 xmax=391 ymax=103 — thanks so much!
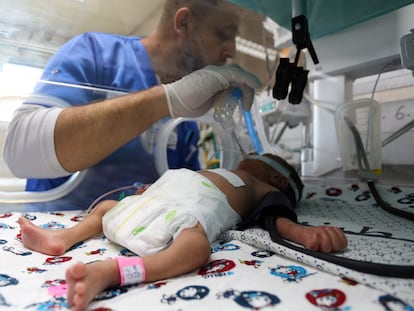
xmin=55 ymin=85 xmax=169 ymax=172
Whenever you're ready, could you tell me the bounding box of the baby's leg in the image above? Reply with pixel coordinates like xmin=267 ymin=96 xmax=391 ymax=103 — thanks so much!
xmin=142 ymin=224 xmax=211 ymax=281
xmin=65 ymin=225 xmax=211 ymax=310
xmin=18 ymin=200 xmax=117 ymax=256
xmin=66 ymin=260 xmax=119 ymax=311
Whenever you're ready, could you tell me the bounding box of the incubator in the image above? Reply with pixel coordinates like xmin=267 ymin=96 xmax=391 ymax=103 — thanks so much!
xmin=0 ymin=0 xmax=414 ymax=211
xmin=1 ymin=4 xmax=414 ymax=310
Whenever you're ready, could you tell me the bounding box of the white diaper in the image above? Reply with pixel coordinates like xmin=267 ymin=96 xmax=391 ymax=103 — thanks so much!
xmin=102 ymin=168 xmax=241 ymax=256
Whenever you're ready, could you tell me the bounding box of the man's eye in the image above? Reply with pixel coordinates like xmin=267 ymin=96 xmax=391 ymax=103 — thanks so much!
xmin=216 ymin=30 xmax=235 ymax=40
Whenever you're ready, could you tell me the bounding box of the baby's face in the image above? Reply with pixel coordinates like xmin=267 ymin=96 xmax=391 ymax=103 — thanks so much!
xmin=238 ymin=159 xmax=288 ymax=191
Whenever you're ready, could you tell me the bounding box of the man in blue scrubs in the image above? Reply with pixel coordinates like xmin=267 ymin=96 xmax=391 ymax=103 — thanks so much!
xmin=4 ymin=0 xmax=261 ymax=209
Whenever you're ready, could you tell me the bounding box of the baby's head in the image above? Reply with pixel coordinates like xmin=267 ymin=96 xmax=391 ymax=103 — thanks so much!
xmin=239 ymin=153 xmax=304 ymax=207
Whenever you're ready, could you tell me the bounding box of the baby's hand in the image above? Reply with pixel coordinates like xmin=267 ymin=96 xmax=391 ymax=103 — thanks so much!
xmin=299 ymin=225 xmax=347 ymax=253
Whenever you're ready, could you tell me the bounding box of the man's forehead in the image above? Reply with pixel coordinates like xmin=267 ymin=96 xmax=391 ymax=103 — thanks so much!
xmin=209 ymin=1 xmax=241 ymax=19
xmin=205 ymin=7 xmax=240 ymax=29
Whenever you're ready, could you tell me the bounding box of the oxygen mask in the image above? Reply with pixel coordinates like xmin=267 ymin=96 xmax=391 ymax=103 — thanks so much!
xmin=212 ymin=87 xmax=248 ymax=158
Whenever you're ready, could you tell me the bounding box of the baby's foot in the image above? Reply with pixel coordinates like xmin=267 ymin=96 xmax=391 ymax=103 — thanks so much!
xmin=18 ymin=216 xmax=67 ymax=255
xmin=66 ymin=260 xmax=119 ymax=311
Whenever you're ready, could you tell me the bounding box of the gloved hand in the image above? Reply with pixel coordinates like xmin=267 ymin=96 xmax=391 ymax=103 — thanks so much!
xmin=163 ymin=64 xmax=261 ymax=118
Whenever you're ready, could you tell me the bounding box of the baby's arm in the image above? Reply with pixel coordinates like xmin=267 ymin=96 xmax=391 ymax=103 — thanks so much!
xmin=276 ymin=217 xmax=347 ymax=253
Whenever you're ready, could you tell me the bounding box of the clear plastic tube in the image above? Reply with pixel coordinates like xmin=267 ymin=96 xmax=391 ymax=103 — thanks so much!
xmin=86 ymin=182 xmax=145 ymax=214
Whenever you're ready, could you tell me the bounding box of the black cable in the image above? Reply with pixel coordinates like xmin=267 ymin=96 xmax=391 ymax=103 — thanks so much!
xmin=367 ymin=181 xmax=414 ymax=221
xmin=264 ymin=216 xmax=414 ymax=278
xmin=344 ymin=117 xmax=370 ymax=170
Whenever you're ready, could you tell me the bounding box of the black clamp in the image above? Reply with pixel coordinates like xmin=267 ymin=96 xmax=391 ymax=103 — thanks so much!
xmin=273 ymin=15 xmax=319 ymax=105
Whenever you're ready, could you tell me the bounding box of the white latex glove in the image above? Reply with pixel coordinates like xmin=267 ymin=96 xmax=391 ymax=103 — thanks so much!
xmin=163 ymin=64 xmax=261 ymax=118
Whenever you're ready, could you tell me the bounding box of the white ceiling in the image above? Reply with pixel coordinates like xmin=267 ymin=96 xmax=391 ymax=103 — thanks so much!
xmin=0 ymin=0 xmax=278 ymax=84
xmin=1 ymin=0 xmax=164 ymax=44
xmin=0 ymin=0 xmax=165 ymax=66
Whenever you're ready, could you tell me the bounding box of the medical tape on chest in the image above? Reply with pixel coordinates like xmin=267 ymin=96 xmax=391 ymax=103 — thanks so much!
xmin=206 ymin=168 xmax=245 ymax=187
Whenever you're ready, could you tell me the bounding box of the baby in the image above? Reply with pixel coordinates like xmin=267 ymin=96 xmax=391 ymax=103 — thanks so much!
xmin=18 ymin=154 xmax=347 ymax=311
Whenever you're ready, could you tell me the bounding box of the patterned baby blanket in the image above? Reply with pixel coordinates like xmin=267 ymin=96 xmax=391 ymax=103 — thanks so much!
xmin=0 ymin=181 xmax=413 ymax=310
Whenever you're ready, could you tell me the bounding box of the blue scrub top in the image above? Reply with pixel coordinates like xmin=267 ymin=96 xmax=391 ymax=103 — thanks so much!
xmin=25 ymin=32 xmax=200 ymax=209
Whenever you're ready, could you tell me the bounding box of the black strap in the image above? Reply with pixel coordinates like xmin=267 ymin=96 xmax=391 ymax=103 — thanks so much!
xmin=237 ymin=191 xmax=297 ymax=230
xmin=237 ymin=190 xmax=414 ymax=278
xmin=263 ymin=215 xmax=414 ymax=278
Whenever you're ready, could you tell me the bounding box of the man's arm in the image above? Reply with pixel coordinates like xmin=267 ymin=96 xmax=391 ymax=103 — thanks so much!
xmin=54 ymin=86 xmax=168 ymax=172
xmin=4 ymin=86 xmax=169 ymax=177
xmin=5 ymin=65 xmax=260 ymax=178
xmin=56 ymin=64 xmax=260 ymax=172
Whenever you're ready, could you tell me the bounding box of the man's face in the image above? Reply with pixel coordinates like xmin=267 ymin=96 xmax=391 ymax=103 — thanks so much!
xmin=181 ymin=3 xmax=240 ymax=72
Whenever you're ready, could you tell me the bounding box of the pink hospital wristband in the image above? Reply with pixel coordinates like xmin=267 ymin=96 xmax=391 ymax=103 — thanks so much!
xmin=115 ymin=256 xmax=146 ymax=286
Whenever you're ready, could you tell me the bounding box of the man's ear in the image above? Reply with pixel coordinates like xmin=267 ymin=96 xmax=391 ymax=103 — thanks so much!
xmin=174 ymin=7 xmax=192 ymax=38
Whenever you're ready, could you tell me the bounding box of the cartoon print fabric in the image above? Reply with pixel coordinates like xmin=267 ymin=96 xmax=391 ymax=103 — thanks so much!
xmin=1 ymin=181 xmax=413 ymax=310
xmin=223 ymin=182 xmax=414 ymax=307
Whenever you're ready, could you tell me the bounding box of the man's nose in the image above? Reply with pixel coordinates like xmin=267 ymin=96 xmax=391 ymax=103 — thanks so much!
xmin=223 ymin=40 xmax=237 ymax=59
